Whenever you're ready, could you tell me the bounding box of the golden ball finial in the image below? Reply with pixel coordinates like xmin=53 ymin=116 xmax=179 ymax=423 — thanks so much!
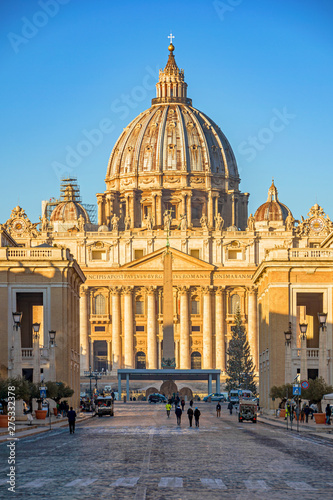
xmin=168 ymin=43 xmax=174 ymax=52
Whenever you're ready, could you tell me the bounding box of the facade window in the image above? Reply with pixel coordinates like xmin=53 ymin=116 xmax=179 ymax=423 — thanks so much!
xmin=134 ymin=249 xmax=144 ymax=260
xmin=228 ymin=249 xmax=242 ymax=260
xmin=165 ymin=202 xmax=177 ymax=219
xmin=94 ymin=326 xmax=105 ymax=332
xmin=95 ymin=294 xmax=106 ymax=315
xmin=136 ymin=325 xmax=145 ymax=332
xmin=231 ymin=294 xmax=240 ymax=314
xmin=92 ymin=250 xmax=106 ymax=261
xmin=191 ymin=351 xmax=201 ymax=369
xmin=144 ymin=205 xmax=152 ymax=217
xmin=190 ymin=249 xmax=200 ymax=259
xmin=136 ymin=299 xmax=144 ymax=315
xmin=191 ymin=299 xmax=200 ymax=315
xmin=192 ymin=325 xmax=200 ymax=332
xmin=192 ymin=205 xmax=202 ymax=220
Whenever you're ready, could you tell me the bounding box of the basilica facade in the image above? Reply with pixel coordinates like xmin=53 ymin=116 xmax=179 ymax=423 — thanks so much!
xmin=2 ymin=42 xmax=333 ymax=410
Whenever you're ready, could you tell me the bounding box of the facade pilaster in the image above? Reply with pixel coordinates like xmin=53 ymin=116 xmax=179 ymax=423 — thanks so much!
xmin=215 ymin=286 xmax=226 ymax=372
xmin=202 ymin=286 xmax=213 ymax=369
xmin=123 ymin=286 xmax=134 ymax=368
xmin=319 ymin=325 xmax=327 ymax=381
xmin=186 ymin=193 xmax=192 ymax=227
xmin=146 ymin=286 xmax=157 ymax=369
xmin=111 ymin=287 xmax=122 ymax=371
xmin=247 ymin=286 xmax=258 ymax=372
xmin=80 ymin=286 xmax=89 ymax=374
xmin=178 ymin=286 xmax=190 ymax=369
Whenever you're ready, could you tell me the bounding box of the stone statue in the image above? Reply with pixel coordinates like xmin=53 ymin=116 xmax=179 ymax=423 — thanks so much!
xmin=214 ymin=212 xmax=224 ymax=231
xmin=163 ymin=210 xmax=172 ymax=231
xmin=78 ymin=214 xmax=85 ymax=232
xmin=247 ymin=213 xmax=255 ymax=231
xmin=145 ymin=213 xmax=154 ymax=230
xmin=124 ymin=215 xmax=131 ymax=231
xmin=180 ymin=213 xmax=187 ymax=231
xmin=200 ymin=214 xmax=208 ymax=229
xmin=285 ymin=212 xmax=294 ymax=231
xmin=111 ymin=213 xmax=119 ymax=231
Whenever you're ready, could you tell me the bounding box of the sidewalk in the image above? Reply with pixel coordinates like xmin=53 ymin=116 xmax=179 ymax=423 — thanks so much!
xmin=258 ymin=412 xmax=333 ymax=440
xmin=0 ymin=412 xmax=93 ymax=443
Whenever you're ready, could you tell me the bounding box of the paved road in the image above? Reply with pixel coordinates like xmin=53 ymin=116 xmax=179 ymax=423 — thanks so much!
xmin=1 ymin=402 xmax=333 ymax=499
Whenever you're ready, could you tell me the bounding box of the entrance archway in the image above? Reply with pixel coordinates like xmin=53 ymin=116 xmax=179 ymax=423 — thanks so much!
xmin=191 ymin=351 xmax=201 ymax=369
xmin=136 ymin=351 xmax=146 ymax=369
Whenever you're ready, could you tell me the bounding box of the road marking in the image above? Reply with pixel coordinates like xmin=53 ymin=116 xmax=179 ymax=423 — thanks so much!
xmin=65 ymin=478 xmax=97 ymax=487
xmin=111 ymin=477 xmax=140 ymax=487
xmin=200 ymin=478 xmax=227 ymax=489
xmin=158 ymin=477 xmax=183 ymax=488
xmin=20 ymin=479 xmax=53 ymax=488
xmin=244 ymin=480 xmax=269 ymax=490
xmin=285 ymin=481 xmax=316 ymax=490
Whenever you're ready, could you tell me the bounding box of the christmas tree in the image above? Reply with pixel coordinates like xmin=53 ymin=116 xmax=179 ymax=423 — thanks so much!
xmin=226 ymin=307 xmax=256 ymax=394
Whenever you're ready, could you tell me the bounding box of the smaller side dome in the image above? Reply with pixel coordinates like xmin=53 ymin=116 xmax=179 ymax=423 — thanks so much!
xmin=255 ymin=180 xmax=291 ymax=224
xmin=49 ymin=178 xmax=90 ymax=232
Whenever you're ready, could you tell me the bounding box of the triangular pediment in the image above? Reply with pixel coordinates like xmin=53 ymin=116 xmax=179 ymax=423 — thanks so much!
xmin=121 ymin=247 xmax=215 ymax=272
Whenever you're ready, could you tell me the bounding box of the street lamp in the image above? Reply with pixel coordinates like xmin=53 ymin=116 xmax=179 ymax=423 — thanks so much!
xmin=12 ymin=312 xmax=22 ymax=331
xmin=32 ymin=322 xmax=40 ymax=339
xmin=49 ymin=330 xmax=56 ymax=346
xmin=299 ymin=322 xmax=308 ymax=340
xmin=318 ymin=312 xmax=327 ymax=327
xmin=284 ymin=322 xmax=292 ymax=345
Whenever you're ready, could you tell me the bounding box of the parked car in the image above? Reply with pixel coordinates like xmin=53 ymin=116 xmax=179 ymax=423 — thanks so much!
xmin=203 ymin=393 xmax=226 ymax=402
xmin=148 ymin=393 xmax=167 ymax=403
xmin=95 ymin=396 xmax=114 ymax=417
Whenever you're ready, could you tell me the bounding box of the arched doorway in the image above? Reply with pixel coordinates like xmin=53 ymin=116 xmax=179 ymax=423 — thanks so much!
xmin=191 ymin=351 xmax=201 ymax=369
xmin=136 ymin=351 xmax=146 ymax=369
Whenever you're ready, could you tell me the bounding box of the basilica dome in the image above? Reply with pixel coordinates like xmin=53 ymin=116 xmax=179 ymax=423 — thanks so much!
xmin=50 ymin=184 xmax=90 ymax=226
xmin=106 ymin=44 xmax=239 ymax=185
xmin=255 ymin=181 xmax=291 ymax=223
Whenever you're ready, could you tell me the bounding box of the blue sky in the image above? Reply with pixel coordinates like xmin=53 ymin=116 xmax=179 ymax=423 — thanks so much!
xmin=1 ymin=0 xmax=333 ymax=223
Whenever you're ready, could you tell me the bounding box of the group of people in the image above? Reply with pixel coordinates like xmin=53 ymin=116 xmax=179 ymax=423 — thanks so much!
xmin=166 ymin=399 xmax=201 ymax=427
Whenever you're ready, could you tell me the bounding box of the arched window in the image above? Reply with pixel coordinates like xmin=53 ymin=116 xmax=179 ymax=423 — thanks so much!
xmin=231 ymin=294 xmax=240 ymax=314
xmin=191 ymin=351 xmax=201 ymax=369
xmin=191 ymin=297 xmax=200 ymax=315
xmin=95 ymin=294 xmax=106 ymax=314
xmin=135 ymin=297 xmax=144 ymax=315
xmin=136 ymin=351 xmax=146 ymax=369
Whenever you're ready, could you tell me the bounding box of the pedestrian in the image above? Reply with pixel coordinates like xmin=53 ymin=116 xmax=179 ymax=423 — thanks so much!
xmin=189 ymin=399 xmax=193 ymax=407
xmin=181 ymin=399 xmax=185 ymax=411
xmin=187 ymin=406 xmax=194 ymax=427
xmin=175 ymin=406 xmax=182 ymax=426
xmin=165 ymin=402 xmax=171 ymax=418
xmin=194 ymin=407 xmax=201 ymax=427
xmin=304 ymin=404 xmax=310 ymax=423
xmin=325 ymin=403 xmax=332 ymax=425
xmin=300 ymin=407 xmax=305 ymax=423
xmin=227 ymin=402 xmax=233 ymax=415
xmin=67 ymin=407 xmax=77 ymax=434
xmin=216 ymin=402 xmax=221 ymax=417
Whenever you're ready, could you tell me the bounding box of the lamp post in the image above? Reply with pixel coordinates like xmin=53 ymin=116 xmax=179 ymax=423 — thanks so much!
xmin=32 ymin=323 xmax=41 ymax=384
xmin=299 ymin=322 xmax=308 ymax=384
xmin=11 ymin=312 xmax=23 ymax=378
xmin=318 ymin=312 xmax=327 ymax=381
xmin=48 ymin=330 xmax=57 ymax=381
xmin=284 ymin=322 xmax=292 ymax=384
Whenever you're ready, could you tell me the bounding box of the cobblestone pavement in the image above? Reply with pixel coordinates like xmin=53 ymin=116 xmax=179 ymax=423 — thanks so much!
xmin=1 ymin=402 xmax=333 ymax=499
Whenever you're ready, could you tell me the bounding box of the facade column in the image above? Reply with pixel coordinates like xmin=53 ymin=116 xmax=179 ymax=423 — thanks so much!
xmin=152 ymin=194 xmax=156 ymax=227
xmin=300 ymin=335 xmax=307 ymax=382
xmin=123 ymin=287 xmax=134 ymax=368
xmin=319 ymin=325 xmax=327 ymax=381
xmin=146 ymin=286 xmax=157 ymax=369
xmin=247 ymin=286 xmax=258 ymax=373
xmin=186 ymin=193 xmax=192 ymax=227
xmin=130 ymin=194 xmax=135 ymax=228
xmin=178 ymin=286 xmax=190 ymax=369
xmin=111 ymin=287 xmax=122 ymax=372
xmin=181 ymin=194 xmax=186 ymax=216
xmin=105 ymin=194 xmax=111 ymax=228
xmin=215 ymin=286 xmax=226 ymax=373
xmin=202 ymin=286 xmax=213 ymax=369
xmin=80 ymin=286 xmax=89 ymax=375
xmin=208 ymin=191 xmax=213 ymax=228
xmin=156 ymin=193 xmax=162 ymax=226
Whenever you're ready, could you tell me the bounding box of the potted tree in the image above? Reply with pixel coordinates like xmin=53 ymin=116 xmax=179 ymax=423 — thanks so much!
xmin=0 ymin=377 xmax=31 ymax=427
xmin=45 ymin=381 xmax=74 ymax=416
xmin=302 ymin=377 xmax=333 ymax=424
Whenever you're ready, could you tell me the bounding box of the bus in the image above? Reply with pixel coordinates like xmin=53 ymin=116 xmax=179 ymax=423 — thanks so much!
xmin=229 ymin=389 xmax=254 ymax=405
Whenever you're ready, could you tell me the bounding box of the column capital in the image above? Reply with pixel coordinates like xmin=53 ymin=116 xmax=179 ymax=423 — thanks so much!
xmin=110 ymin=286 xmax=122 ymax=295
xmin=145 ymin=285 xmax=157 ymax=296
xmin=177 ymin=285 xmax=189 ymax=296
xmin=215 ymin=286 xmax=226 ymax=295
xmin=200 ymin=285 xmax=213 ymax=295
xmin=247 ymin=285 xmax=258 ymax=294
xmin=122 ymin=286 xmax=134 ymax=295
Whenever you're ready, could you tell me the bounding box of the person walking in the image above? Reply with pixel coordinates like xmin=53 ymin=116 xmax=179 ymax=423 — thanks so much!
xmin=67 ymin=407 xmax=77 ymax=434
xmin=165 ymin=402 xmax=171 ymax=418
xmin=325 ymin=403 xmax=332 ymax=425
xmin=227 ymin=402 xmax=233 ymax=415
xmin=194 ymin=407 xmax=201 ymax=427
xmin=187 ymin=406 xmax=194 ymax=427
xmin=181 ymin=399 xmax=185 ymax=411
xmin=216 ymin=402 xmax=221 ymax=417
xmin=304 ymin=404 xmax=310 ymax=424
xmin=189 ymin=399 xmax=193 ymax=407
xmin=175 ymin=406 xmax=182 ymax=426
